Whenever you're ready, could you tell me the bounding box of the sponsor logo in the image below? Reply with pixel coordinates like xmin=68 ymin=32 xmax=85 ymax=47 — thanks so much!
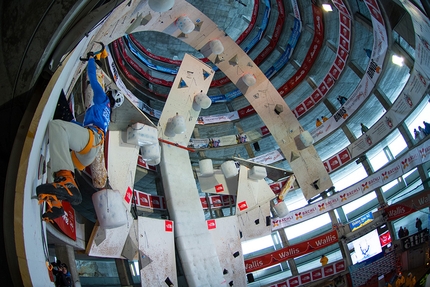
xmin=314 ymin=234 xmax=337 ymax=246
xmin=340 ymin=194 xmax=347 ymax=201
xmin=334 ymin=107 xmax=348 ymax=122
xmin=401 ymin=158 xmax=409 ymax=169
xmin=318 ymin=203 xmax=325 ymax=211
xmin=278 ymin=247 xmax=300 ymax=259
xmin=367 ymin=59 xmax=381 ymax=78
xmin=245 ymin=260 xmax=263 ymax=270
xmin=295 ymin=212 xmax=302 ymax=220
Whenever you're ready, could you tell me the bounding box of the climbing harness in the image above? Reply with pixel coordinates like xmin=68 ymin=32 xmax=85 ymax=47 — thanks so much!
xmin=71 ymin=126 xmax=105 ymax=170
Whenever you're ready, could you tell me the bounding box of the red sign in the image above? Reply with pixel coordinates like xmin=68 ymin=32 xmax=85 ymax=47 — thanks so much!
xmin=323 ymin=161 xmax=330 ymax=172
xmin=200 ymin=197 xmax=208 ymax=209
xmin=288 ymin=277 xmax=300 ymax=287
xmin=379 ymin=231 xmax=392 ymax=247
xmin=311 ymin=90 xmax=323 ymax=103
xmin=335 ymin=56 xmax=345 ymax=70
xmin=300 ymin=273 xmax=311 ymax=284
xmin=222 ymin=195 xmax=232 ymax=205
xmin=244 ymin=230 xmax=338 ymax=272
xmin=304 ymin=97 xmax=315 ymax=109
xmin=338 ymin=46 xmax=348 ymax=61
xmin=339 ymin=12 xmax=350 ymax=28
xmin=54 ymin=201 xmax=76 ymax=240
xmin=207 ymin=219 xmax=216 ymax=230
xmin=215 ymin=184 xmax=224 ymax=193
xmin=319 ymin=82 xmax=328 ymax=95
xmin=238 ymin=201 xmax=248 ymax=211
xmin=211 ymin=196 xmax=222 ymax=207
xmin=334 ymin=261 xmax=346 ymax=272
xmin=328 ymin=156 xmax=340 ymax=170
xmin=277 ymin=283 xmax=287 ymax=287
xmin=124 ymin=186 xmax=133 ymax=204
xmin=323 ymin=265 xmax=335 ymax=276
xmin=311 ymin=269 xmax=323 ymax=280
xmin=339 ymin=35 xmax=350 ymax=51
xmin=330 ymin=65 xmax=341 ymax=80
xmin=295 ymin=104 xmax=306 ymax=117
xmin=384 ymin=189 xmax=430 ymax=221
xmin=261 ymin=126 xmax=270 ymax=136
xmin=338 ymin=149 xmax=351 ymax=164
xmin=238 ymin=106 xmax=255 ymax=118
xmin=340 ymin=24 xmax=350 ymax=40
xmin=150 ymin=195 xmax=161 ymax=209
xmin=165 ymin=220 xmax=173 ymax=232
xmin=324 ymin=75 xmax=334 ymax=88
xmin=139 ymin=192 xmax=150 ymax=207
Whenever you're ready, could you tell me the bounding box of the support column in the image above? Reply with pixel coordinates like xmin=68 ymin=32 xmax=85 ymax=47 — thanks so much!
xmin=277 ymin=229 xmax=298 ymax=275
xmin=115 ymin=259 xmax=134 ymax=287
xmin=54 ymin=244 xmax=81 ymax=287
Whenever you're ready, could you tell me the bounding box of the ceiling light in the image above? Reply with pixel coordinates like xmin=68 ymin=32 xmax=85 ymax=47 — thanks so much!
xmin=322 ymin=3 xmax=333 ymax=11
xmin=392 ymin=55 xmax=404 ymax=66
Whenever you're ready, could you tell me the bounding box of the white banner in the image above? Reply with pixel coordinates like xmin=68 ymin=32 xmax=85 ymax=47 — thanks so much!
xmin=311 ymin=0 xmax=387 ymax=142
xmin=401 ymin=0 xmax=430 ymax=80
xmin=196 ymin=111 xmax=239 ymax=125
xmin=106 ymin=46 xmax=142 ymax=108
xmin=249 ymin=149 xmax=284 ymax=165
xmin=272 ymin=139 xmax=430 ymax=230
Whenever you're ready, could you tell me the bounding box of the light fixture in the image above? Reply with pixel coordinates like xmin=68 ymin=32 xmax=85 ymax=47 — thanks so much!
xmin=322 ymin=3 xmax=333 ymax=11
xmin=242 ymin=73 xmax=256 ymax=86
xmin=210 ymin=39 xmax=224 ymax=55
xmin=193 ymin=91 xmax=212 ymax=110
xmin=176 ymin=16 xmax=195 ymax=34
xmin=392 ymin=54 xmax=404 ymax=66
xmin=148 ymin=0 xmax=175 ymax=12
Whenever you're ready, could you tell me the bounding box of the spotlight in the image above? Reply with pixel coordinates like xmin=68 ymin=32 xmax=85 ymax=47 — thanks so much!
xmin=392 ymin=54 xmax=404 ymax=66
xmin=322 ymin=3 xmax=333 ymax=11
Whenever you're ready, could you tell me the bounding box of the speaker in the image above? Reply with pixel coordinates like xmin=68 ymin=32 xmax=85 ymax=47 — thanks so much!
xmin=247 ymin=273 xmax=255 ymax=283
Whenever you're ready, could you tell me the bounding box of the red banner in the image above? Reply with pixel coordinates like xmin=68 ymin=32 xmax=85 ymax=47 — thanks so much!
xmin=384 ymin=189 xmax=430 ymax=221
xmin=244 ymin=230 xmax=338 ymax=272
xmin=54 ymin=201 xmax=76 ymax=241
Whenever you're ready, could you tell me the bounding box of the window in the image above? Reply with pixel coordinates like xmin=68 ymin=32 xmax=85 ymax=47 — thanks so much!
xmin=369 ymin=149 xmax=389 ymax=171
xmin=284 ymin=213 xmax=331 ymax=240
xmin=242 ymin=234 xmax=274 ymax=255
xmin=342 ymin=191 xmax=376 ymax=216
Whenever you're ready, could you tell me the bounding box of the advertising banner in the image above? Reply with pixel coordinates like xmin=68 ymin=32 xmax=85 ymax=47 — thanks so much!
xmin=272 ymin=139 xmax=430 ymax=230
xmin=244 ymin=230 xmax=338 ymax=272
xmin=385 ymin=189 xmax=430 ymax=221
xmin=349 ymin=212 xmax=373 ymax=232
xmin=54 ymin=201 xmax=76 ymax=241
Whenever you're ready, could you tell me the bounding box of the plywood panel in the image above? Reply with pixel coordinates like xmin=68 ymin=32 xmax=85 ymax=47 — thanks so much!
xmin=208 ymin=217 xmax=247 ymax=287
xmin=237 ymin=204 xmax=272 ymax=241
xmin=138 ymin=217 xmax=176 ymax=286
xmin=236 ymin=165 xmax=276 ymax=215
xmin=198 ymin=169 xmax=238 ymax=195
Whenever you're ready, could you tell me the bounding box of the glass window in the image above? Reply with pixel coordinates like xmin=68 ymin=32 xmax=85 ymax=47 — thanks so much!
xmin=381 ymin=178 xmax=400 ymax=192
xmin=388 ymin=134 xmax=407 ymax=158
xmin=342 ymin=191 xmax=376 ymax=215
xmin=331 ymin=164 xmax=367 ymax=191
xmin=405 ymin=100 xmax=430 ymax=134
xmin=284 ymin=213 xmax=331 ymax=240
xmin=369 ymin=149 xmax=389 ymax=171
xmin=242 ymin=234 xmax=274 ymax=255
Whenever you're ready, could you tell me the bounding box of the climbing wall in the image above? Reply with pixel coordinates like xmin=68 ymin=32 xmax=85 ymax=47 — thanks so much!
xmin=158 ymin=54 xmax=226 ymax=286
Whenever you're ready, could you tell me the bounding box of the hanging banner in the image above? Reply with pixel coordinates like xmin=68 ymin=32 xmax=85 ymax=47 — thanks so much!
xmin=244 ymin=230 xmax=338 ymax=272
xmin=272 ymin=139 xmax=430 ymax=230
xmin=54 ymin=201 xmax=76 ymax=241
xmin=384 ymin=189 xmax=430 ymax=221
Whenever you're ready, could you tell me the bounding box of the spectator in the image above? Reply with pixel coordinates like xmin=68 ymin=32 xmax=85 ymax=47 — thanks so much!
xmin=364 ymin=48 xmax=372 ymax=58
xmin=416 ymin=218 xmax=422 ymax=232
xmin=405 ymin=272 xmax=416 ymax=287
xmin=321 ymin=116 xmax=328 ymax=122
xmin=419 ymin=125 xmax=428 ymax=136
xmin=414 ymin=128 xmax=422 ymax=142
xmin=337 ymin=96 xmax=348 ymax=105
xmin=320 ymin=254 xmax=329 ymax=266
xmin=424 ymin=121 xmax=430 ymax=135
xmin=361 ymin=123 xmax=369 ymax=134
xmin=316 ymin=118 xmax=322 ymax=127
xmin=395 ymin=273 xmax=405 ymax=287
xmin=53 ymin=263 xmax=72 ymax=287
xmin=398 ymin=227 xmax=405 ymax=238
xmin=404 ymin=227 xmax=409 ymax=236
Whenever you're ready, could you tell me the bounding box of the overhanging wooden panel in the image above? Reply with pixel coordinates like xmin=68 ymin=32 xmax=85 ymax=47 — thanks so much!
xmin=138 ymin=217 xmax=177 ymax=286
